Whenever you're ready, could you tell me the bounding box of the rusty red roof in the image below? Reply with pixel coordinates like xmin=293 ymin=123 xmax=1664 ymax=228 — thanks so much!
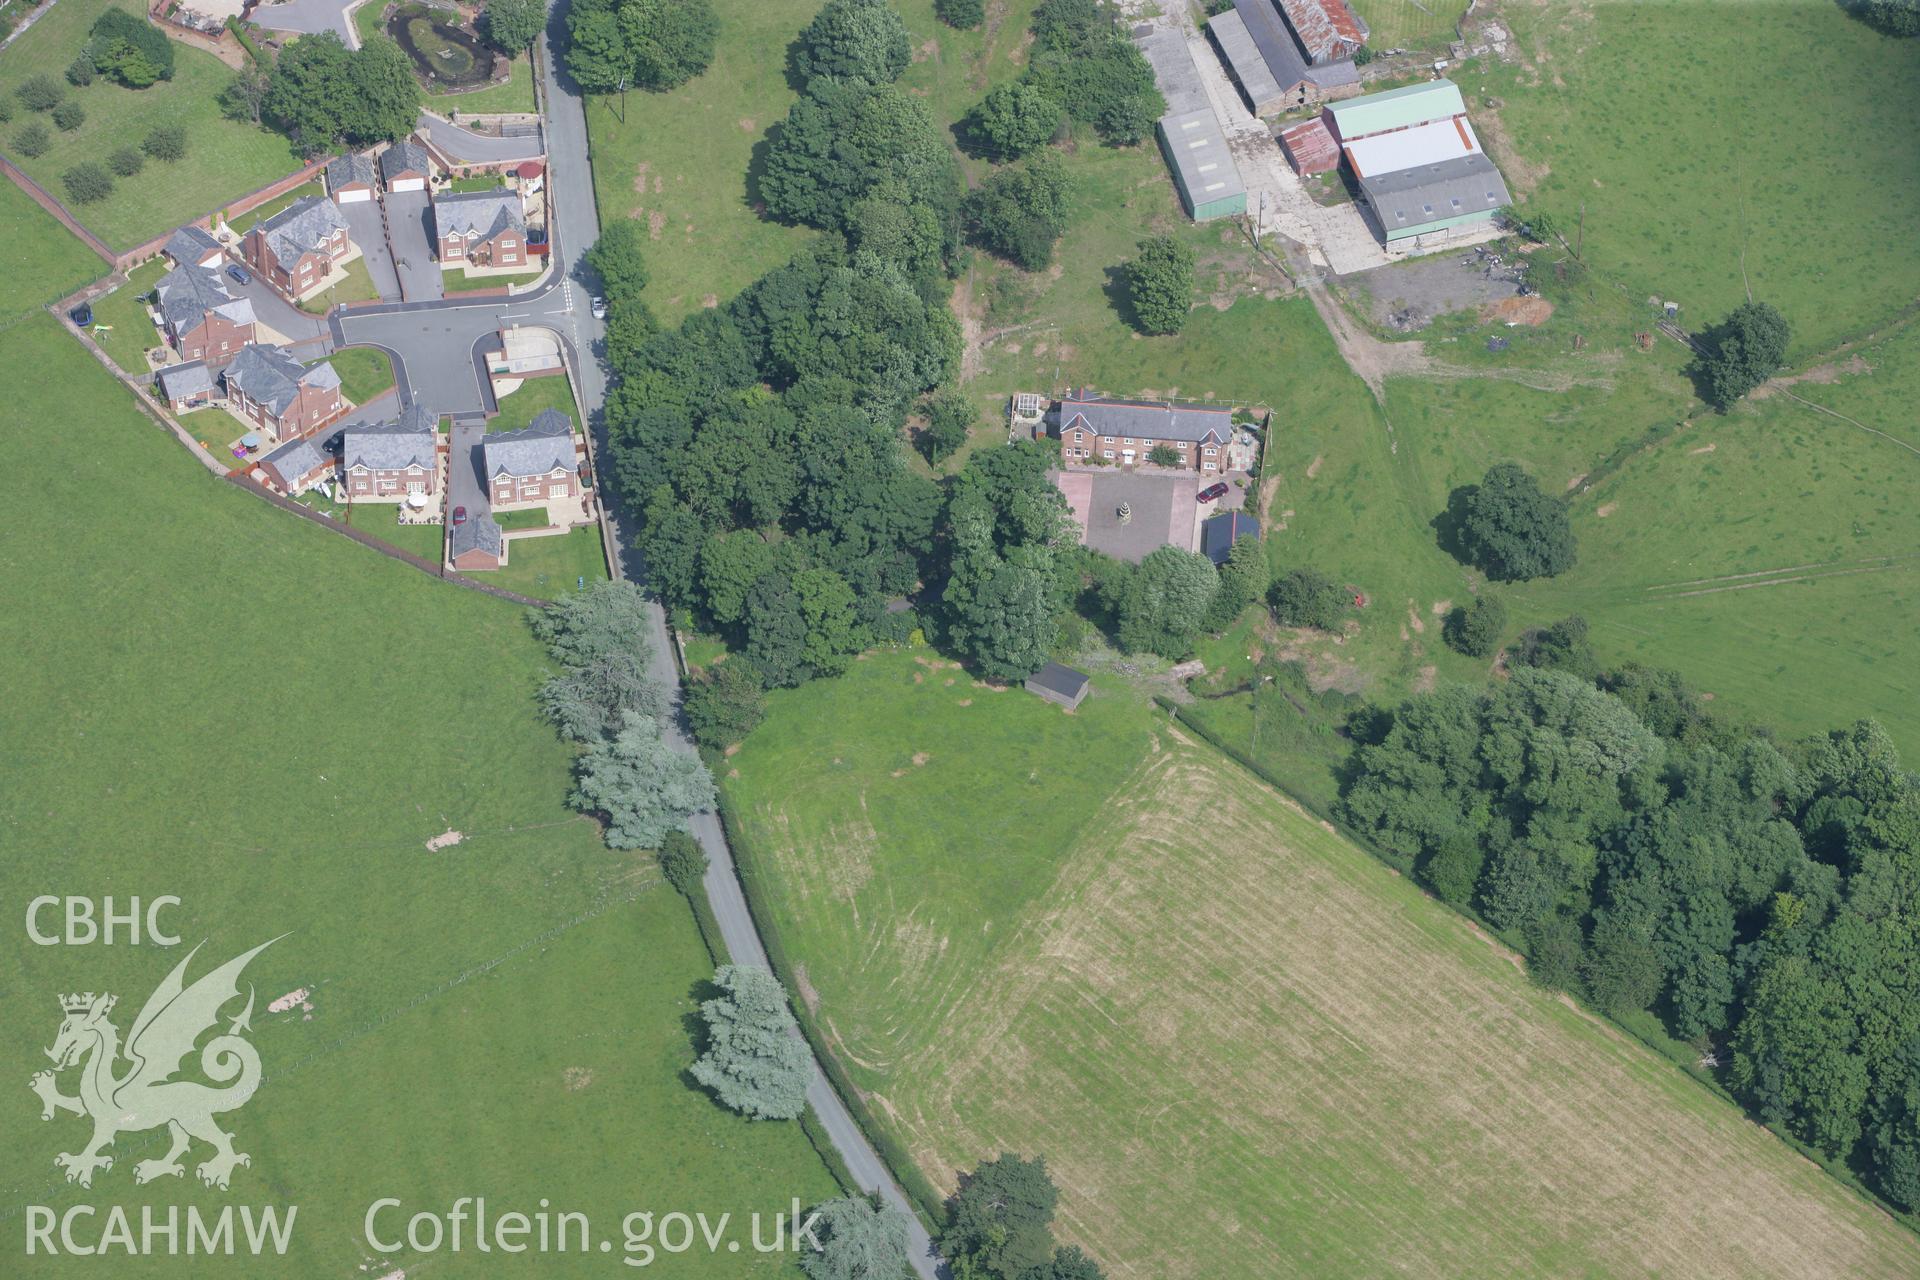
xmin=1278 ymin=118 xmax=1340 ymax=174
xmin=1276 ymin=0 xmax=1368 ymax=64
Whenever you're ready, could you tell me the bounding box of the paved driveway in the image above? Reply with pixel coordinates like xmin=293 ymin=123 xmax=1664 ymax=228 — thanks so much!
xmin=337 ymin=199 xmax=402 ymax=303
xmin=417 ymin=112 xmax=545 ymax=165
xmin=446 ymin=420 xmax=488 ymax=526
xmin=252 ymin=0 xmax=362 ymax=45
xmin=383 ymin=191 xmax=443 ymax=303
xmin=228 ymin=272 xmax=330 ymax=353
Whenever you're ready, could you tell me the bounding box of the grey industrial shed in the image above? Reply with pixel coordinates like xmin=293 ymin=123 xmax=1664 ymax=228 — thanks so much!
xmin=1156 ymin=109 xmax=1248 ymax=222
xmin=1025 ymin=663 xmax=1091 ymax=711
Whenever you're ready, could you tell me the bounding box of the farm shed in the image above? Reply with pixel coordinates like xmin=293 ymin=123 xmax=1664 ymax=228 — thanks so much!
xmin=1323 ymin=79 xmax=1468 ymax=141
xmin=1276 ymin=0 xmax=1368 ymax=64
xmin=1157 ymin=109 xmax=1248 ymax=222
xmin=1209 ymin=0 xmax=1358 ymax=116
xmin=1025 ymin=663 xmax=1091 ymax=711
xmin=1279 ymin=118 xmax=1340 ymax=174
xmin=1358 ymin=153 xmax=1511 ymax=242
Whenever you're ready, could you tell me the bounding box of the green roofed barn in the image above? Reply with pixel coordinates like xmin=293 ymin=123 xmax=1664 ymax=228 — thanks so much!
xmin=1323 ymin=80 xmax=1468 ymax=142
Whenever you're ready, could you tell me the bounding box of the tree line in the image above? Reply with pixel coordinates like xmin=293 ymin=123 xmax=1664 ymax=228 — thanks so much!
xmin=1339 ymin=657 xmax=1920 ymax=1211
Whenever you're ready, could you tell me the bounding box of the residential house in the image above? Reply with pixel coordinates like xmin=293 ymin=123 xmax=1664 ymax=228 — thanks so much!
xmin=223 ymin=344 xmax=345 ymax=439
xmin=155 ymin=264 xmax=256 ymax=363
xmin=432 ymin=189 xmax=528 ymax=268
xmin=326 ymin=152 xmax=378 ymax=203
xmin=1055 ymin=395 xmax=1237 ymax=472
xmin=450 ymin=512 xmax=504 ymax=571
xmin=163 ymin=224 xmax=224 ymax=270
xmin=155 ymin=360 xmax=216 ymax=413
xmin=1025 ymin=663 xmax=1090 ymax=711
xmin=1201 ymin=511 xmax=1261 ymax=566
xmin=380 ymin=140 xmax=433 ymax=192
xmin=260 ymin=436 xmax=332 ymax=494
xmin=242 ymin=196 xmax=352 ymax=300
xmin=342 ymin=406 xmax=441 ymax=501
xmin=484 ymin=410 xmax=577 ymax=504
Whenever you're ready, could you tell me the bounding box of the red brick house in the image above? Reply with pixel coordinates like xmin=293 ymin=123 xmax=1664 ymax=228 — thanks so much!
xmin=432 ymin=189 xmax=528 ymax=268
xmin=155 ymin=360 xmax=216 ymax=413
xmin=484 ymin=410 xmax=577 ymax=504
xmin=1055 ymin=395 xmax=1236 ymax=472
xmin=223 ymin=344 xmax=345 ymax=440
xmin=164 ymin=224 xmax=224 ymax=270
xmin=326 ymin=152 xmax=378 ymax=204
xmin=341 ymin=406 xmax=441 ymax=501
xmin=242 ymin=196 xmax=352 ymax=301
xmin=260 ymin=436 xmax=333 ymax=495
xmin=450 ymin=512 xmax=504 ymax=571
xmin=154 ymin=264 xmax=256 ymax=363
xmin=380 ymin=140 xmax=433 ymax=192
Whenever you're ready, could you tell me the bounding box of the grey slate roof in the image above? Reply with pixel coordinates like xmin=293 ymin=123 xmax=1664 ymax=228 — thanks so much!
xmin=262 ymin=436 xmax=328 ymax=487
xmin=381 ymin=140 xmax=432 ymax=182
xmin=1027 ymin=662 xmax=1090 ymax=700
xmin=1201 ymin=511 xmax=1260 ymax=564
xmin=1059 ymin=396 xmax=1234 ymax=446
xmin=254 ymin=196 xmax=349 ymax=272
xmin=395 ymin=402 xmax=439 ymax=434
xmin=326 ymin=152 xmax=378 ymax=194
xmin=484 ymin=410 xmax=576 ymax=478
xmin=1226 ymin=0 xmax=1357 ymax=98
xmin=1207 ymin=11 xmax=1285 ymax=110
xmin=433 ymin=188 xmax=526 ymax=242
xmin=223 ymin=344 xmax=340 ymax=417
xmin=155 ymin=360 xmax=214 ymax=401
xmin=343 ymin=424 xmax=437 ymax=473
xmin=155 ymin=264 xmax=255 ymax=334
xmin=450 ymin=512 xmax=503 ymax=558
xmin=164 ymin=224 xmax=222 ymax=267
xmin=1358 ymin=151 xmax=1511 ymax=234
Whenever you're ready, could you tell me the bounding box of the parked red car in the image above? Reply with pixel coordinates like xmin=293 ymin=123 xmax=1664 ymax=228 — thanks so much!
xmin=452 ymin=506 xmax=468 ymax=526
xmin=1197 ymin=482 xmax=1230 ymax=503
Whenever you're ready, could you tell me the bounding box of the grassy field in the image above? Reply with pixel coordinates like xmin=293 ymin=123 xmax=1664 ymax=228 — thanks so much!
xmin=582 ymin=0 xmax=816 ymax=321
xmin=1477 ymin=0 xmax=1920 ymax=358
xmin=1349 ymin=0 xmax=1472 ymax=51
xmin=1 ymin=305 xmax=838 ymax=1274
xmin=0 ymin=0 xmax=302 ymax=249
xmin=728 ymin=677 xmax=1920 ymax=1277
xmin=0 ymin=173 xmax=104 ymax=321
xmin=317 ymin=345 xmax=396 ymax=405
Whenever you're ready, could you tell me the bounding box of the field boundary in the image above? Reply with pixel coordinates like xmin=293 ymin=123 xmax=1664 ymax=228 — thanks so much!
xmin=0 ymin=149 xmax=115 ymax=264
xmin=1155 ymin=692 xmax=1920 ymax=1239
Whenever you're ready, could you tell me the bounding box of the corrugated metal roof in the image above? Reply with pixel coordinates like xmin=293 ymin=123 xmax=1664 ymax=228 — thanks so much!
xmin=1156 ymin=109 xmax=1247 ymax=216
xmin=1279 ymin=118 xmax=1340 ymax=173
xmin=1207 ymin=11 xmax=1286 ymax=109
xmin=1276 ymin=0 xmax=1368 ymax=64
xmin=1344 ymin=115 xmax=1482 ymax=177
xmin=1359 ymin=152 xmax=1511 ymax=236
xmin=1325 ymin=79 xmax=1467 ymax=140
xmin=1231 ymin=0 xmax=1312 ymax=95
xmin=1135 ymin=24 xmax=1211 ymax=116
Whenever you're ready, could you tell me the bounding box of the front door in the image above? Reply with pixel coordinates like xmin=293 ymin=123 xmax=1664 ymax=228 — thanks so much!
xmin=1121 ymin=449 xmax=1135 ymax=465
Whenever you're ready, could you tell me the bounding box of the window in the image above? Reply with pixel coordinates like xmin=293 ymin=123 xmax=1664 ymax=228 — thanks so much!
xmin=1102 ymin=450 xmax=1114 ymax=459
xmin=1103 ymin=436 xmax=1114 ymax=444
xmin=1122 ymin=437 xmax=1133 ymax=445
xmin=1203 ymin=447 xmax=1217 ymax=456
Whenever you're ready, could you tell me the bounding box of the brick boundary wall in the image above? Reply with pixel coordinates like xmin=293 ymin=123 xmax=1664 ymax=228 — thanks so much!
xmin=0 ymin=152 xmax=116 ymax=264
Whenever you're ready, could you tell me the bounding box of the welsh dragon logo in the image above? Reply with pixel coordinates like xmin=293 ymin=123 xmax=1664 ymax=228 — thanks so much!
xmin=30 ymin=938 xmax=281 ymax=1191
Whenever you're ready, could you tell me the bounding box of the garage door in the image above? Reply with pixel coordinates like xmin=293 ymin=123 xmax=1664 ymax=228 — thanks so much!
xmin=390 ymin=178 xmax=425 ymax=193
xmin=336 ymin=187 xmax=372 ymax=203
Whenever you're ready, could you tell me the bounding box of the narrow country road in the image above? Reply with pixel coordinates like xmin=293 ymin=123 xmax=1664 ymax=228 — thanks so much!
xmin=531 ymin=16 xmax=948 ymax=1278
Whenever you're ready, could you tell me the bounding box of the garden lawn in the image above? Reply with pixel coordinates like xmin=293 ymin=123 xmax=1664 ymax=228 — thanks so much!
xmin=242 ymin=179 xmax=324 ymax=227
xmin=582 ymin=0 xmax=815 ymax=321
xmin=317 ymin=345 xmax=396 ymax=405
xmin=1477 ymin=0 xmax=1920 ymax=357
xmin=0 ymin=0 xmax=301 ymax=249
xmin=0 ymin=311 xmax=837 ymax=1276
xmin=490 ymin=371 xmax=579 ymax=432
xmin=731 ymin=695 xmax=1920 ymax=1278
xmin=298 ymin=257 xmax=380 ymax=313
xmin=429 ymin=54 xmax=536 ymax=116
xmin=87 ymin=255 xmax=168 ymax=374
xmin=442 ymin=265 xmax=546 ymax=292
xmin=494 ymin=525 xmax=610 ymax=599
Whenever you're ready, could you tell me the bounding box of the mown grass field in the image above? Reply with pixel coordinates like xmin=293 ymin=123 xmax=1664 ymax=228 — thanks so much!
xmin=0 ymin=305 xmax=835 ymax=1274
xmin=1349 ymin=0 xmax=1472 ymax=52
xmin=0 ymin=173 xmax=103 ymax=320
xmin=0 ymin=0 xmax=302 ymax=249
xmin=727 ymin=668 xmax=1920 ymax=1277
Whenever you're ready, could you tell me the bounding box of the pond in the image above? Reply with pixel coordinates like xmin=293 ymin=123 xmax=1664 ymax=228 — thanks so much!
xmin=387 ymin=3 xmax=497 ymax=90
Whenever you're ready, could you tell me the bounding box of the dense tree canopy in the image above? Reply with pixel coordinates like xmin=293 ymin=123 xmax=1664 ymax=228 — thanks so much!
xmin=967 ymin=81 xmax=1064 ymax=159
xmin=586 ymin=217 xmax=652 ymax=303
xmin=1122 ymin=234 xmax=1194 ymax=335
xmin=264 ymin=34 xmax=422 ymax=151
xmin=935 ymin=0 xmax=985 ymax=28
xmin=1443 ymin=593 xmax=1508 ymax=658
xmin=941 ymin=1153 xmax=1061 ymax=1279
xmin=1110 ymin=546 xmax=1218 ymax=659
xmin=761 ymin=79 xmax=959 ymax=239
xmin=1851 ymin=0 xmax=1920 ymax=35
xmin=1693 ymin=300 xmax=1792 ymax=409
xmin=1268 ymin=566 xmax=1350 ymax=631
xmin=482 ymin=0 xmax=547 ymax=52
xmin=566 ymin=0 xmax=717 ymax=91
xmin=940 ymin=443 xmax=1074 ymax=679
xmin=1450 ymin=463 xmax=1577 ymax=581
xmin=799 ymin=1196 xmax=913 ymax=1280
xmin=690 ymin=964 xmax=812 ymax=1120
xmin=1024 ymin=0 xmax=1163 ymax=145
xmin=89 ymin=8 xmax=175 ymax=87
xmin=790 ymin=0 xmax=912 ymax=85
xmin=964 ymin=152 xmax=1072 ymax=271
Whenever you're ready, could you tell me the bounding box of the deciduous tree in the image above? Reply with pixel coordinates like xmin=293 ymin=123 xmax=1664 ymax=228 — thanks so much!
xmin=1268 ymin=566 xmax=1349 ymax=631
xmin=1693 ymin=301 xmax=1791 ymax=409
xmin=790 ymin=0 xmax=911 ymax=86
xmin=1450 ymin=463 xmax=1576 ymax=581
xmin=1113 ymin=546 xmax=1217 ymax=658
xmin=941 ymin=1153 xmax=1060 ymax=1279
xmin=1443 ymin=593 xmax=1507 ymax=658
xmin=482 ymin=0 xmax=546 ymax=52
xmin=1122 ymin=234 xmax=1194 ymax=335
xmin=683 ymin=659 xmax=767 ymax=750
xmin=966 ymin=81 xmax=1063 ymax=159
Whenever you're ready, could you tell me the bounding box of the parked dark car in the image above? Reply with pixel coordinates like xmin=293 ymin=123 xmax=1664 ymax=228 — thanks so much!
xmin=226 ymin=264 xmax=251 ymax=286
xmin=68 ymin=303 xmax=93 ymax=328
xmin=1198 ymin=482 xmax=1230 ymax=503
xmin=451 ymin=506 xmax=468 ymax=526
